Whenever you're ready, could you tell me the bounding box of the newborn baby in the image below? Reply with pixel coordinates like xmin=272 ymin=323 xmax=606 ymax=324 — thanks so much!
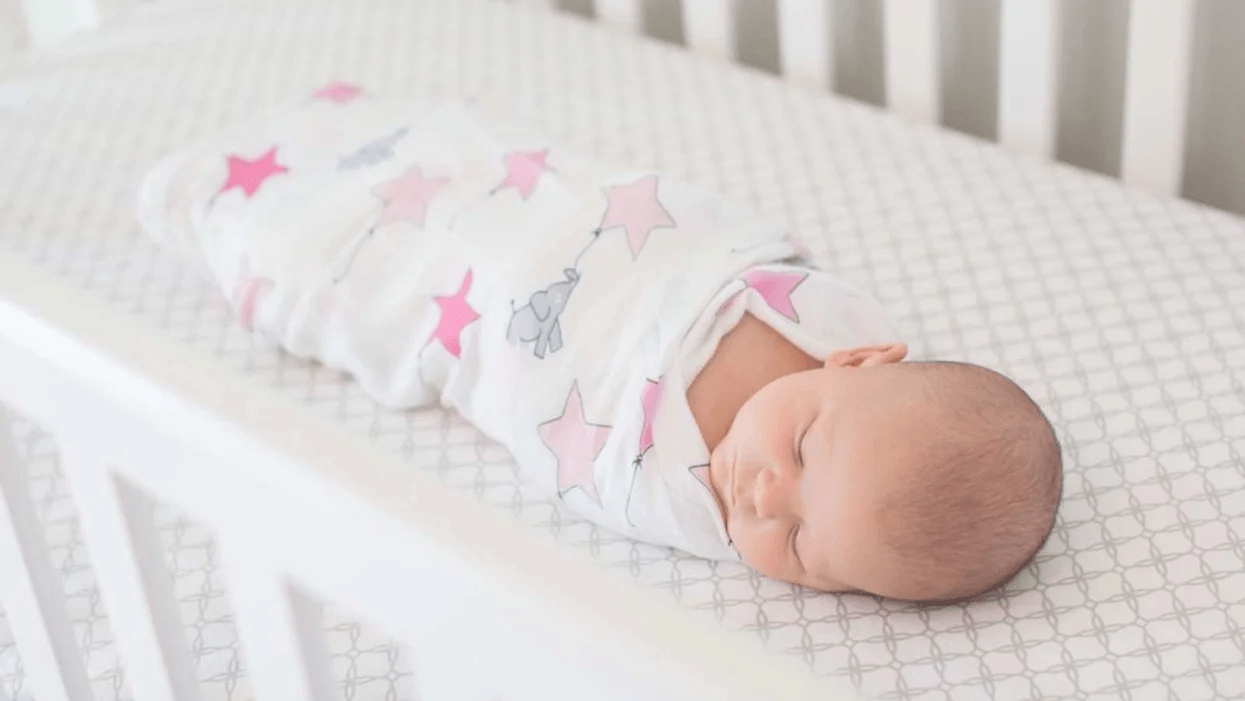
xmin=693 ymin=321 xmax=1062 ymax=602
xmin=139 ymin=86 xmax=1062 ymax=603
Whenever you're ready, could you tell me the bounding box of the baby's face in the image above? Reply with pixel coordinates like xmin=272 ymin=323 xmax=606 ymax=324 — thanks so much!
xmin=705 ymin=345 xmax=932 ymax=598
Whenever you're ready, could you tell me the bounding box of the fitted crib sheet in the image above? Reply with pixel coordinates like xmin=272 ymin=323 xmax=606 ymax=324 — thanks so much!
xmin=1 ymin=0 xmax=1243 ymax=699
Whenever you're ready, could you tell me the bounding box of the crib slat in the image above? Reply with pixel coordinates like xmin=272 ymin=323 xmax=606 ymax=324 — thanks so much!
xmin=777 ymin=0 xmax=833 ymax=89
xmin=998 ymin=0 xmax=1060 ymax=160
xmin=222 ymin=540 xmax=335 ymax=701
xmin=682 ymin=0 xmax=736 ymax=60
xmin=882 ymin=0 xmax=940 ymax=124
xmin=1 ymin=0 xmax=28 ymax=69
xmin=17 ymin=0 xmax=100 ymax=49
xmin=0 ymin=410 xmax=93 ymax=701
xmin=60 ymin=453 xmax=201 ymax=701
xmin=596 ymin=0 xmax=643 ymax=31
xmin=1120 ymin=0 xmax=1194 ymax=195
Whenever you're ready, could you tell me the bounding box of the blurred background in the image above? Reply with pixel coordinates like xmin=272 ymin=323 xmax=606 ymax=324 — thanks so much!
xmin=552 ymin=0 xmax=1245 ymax=218
xmin=2 ymin=0 xmax=1242 ymax=215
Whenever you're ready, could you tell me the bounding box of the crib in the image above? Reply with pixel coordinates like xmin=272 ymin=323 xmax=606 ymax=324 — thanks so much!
xmin=1 ymin=1 xmax=1242 ymax=699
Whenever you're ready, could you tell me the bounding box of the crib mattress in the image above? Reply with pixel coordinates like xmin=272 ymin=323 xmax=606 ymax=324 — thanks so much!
xmin=1 ymin=0 xmax=1243 ymax=699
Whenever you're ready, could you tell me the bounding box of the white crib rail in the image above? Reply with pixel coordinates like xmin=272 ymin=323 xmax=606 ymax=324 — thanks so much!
xmin=0 ymin=410 xmax=93 ymax=701
xmin=0 ymin=252 xmax=851 ymax=699
xmin=777 ymin=0 xmax=832 ymax=90
xmin=219 ymin=532 xmax=337 ymax=700
xmin=15 ymin=0 xmax=99 ymax=50
xmin=645 ymin=0 xmax=1196 ymax=197
xmin=682 ymin=0 xmax=735 ymax=60
xmin=997 ymin=0 xmax=1060 ymax=161
xmin=62 ymin=445 xmax=205 ymax=700
xmin=1120 ymin=0 xmax=1195 ymax=196
xmin=881 ymin=0 xmax=941 ymax=126
xmin=596 ymin=0 xmax=642 ymax=32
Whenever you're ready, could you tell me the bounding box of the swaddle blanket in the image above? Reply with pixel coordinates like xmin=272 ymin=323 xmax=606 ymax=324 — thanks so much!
xmin=137 ymin=92 xmax=901 ymax=560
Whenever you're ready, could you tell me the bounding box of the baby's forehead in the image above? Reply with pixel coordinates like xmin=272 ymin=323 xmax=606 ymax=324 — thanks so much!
xmin=807 ymin=403 xmax=951 ymax=489
xmin=824 ymin=391 xmax=942 ymax=442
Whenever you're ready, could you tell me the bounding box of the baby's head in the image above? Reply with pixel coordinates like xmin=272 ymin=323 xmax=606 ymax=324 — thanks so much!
xmin=706 ymin=344 xmax=1062 ymax=602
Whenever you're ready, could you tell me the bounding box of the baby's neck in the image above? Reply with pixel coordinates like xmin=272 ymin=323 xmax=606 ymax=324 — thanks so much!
xmin=686 ymin=312 xmax=821 ymax=451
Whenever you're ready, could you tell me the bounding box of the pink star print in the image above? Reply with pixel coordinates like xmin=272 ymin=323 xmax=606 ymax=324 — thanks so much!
xmin=495 ymin=150 xmax=552 ymax=200
xmin=428 ymin=269 xmax=480 ymax=358
xmin=313 ymin=81 xmax=364 ymax=104
xmin=742 ymin=269 xmax=808 ymax=323
xmin=598 ymin=175 xmax=676 ymax=259
xmin=539 ymin=382 xmax=612 ymax=505
xmin=638 ymin=377 xmax=665 ymax=457
xmin=220 ymin=147 xmax=288 ymax=199
xmin=234 ymin=258 xmax=273 ymax=332
xmin=373 ymin=167 xmax=450 ymax=228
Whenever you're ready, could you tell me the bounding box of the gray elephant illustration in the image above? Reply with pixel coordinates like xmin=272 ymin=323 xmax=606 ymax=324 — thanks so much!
xmin=507 ymin=268 xmax=581 ymax=359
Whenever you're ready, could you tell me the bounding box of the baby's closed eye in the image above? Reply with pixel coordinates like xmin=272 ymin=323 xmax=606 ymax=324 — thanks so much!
xmin=796 ymin=425 xmax=810 ymax=468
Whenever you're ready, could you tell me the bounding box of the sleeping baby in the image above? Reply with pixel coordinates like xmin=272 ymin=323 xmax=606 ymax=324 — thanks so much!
xmin=139 ymin=86 xmax=1062 ymax=603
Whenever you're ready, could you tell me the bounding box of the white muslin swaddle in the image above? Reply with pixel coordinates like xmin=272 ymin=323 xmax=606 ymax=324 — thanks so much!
xmin=138 ymin=89 xmax=901 ymax=561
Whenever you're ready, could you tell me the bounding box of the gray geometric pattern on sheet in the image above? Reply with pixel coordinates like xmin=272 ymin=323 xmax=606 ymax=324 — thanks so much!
xmin=0 ymin=0 xmax=1242 ymax=699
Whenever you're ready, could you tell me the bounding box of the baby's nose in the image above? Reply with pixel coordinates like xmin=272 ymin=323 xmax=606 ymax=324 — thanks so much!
xmin=753 ymin=468 xmax=790 ymax=520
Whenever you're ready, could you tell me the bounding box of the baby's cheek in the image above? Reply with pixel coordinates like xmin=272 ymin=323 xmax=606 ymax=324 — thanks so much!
xmin=734 ymin=525 xmax=795 ymax=581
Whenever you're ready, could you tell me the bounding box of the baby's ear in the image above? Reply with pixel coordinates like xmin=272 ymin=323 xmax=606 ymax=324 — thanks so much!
xmin=826 ymin=343 xmax=908 ymax=368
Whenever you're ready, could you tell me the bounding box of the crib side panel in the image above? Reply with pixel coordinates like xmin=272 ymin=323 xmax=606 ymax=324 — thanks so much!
xmin=682 ymin=0 xmax=736 ymax=60
xmin=57 ymin=450 xmax=203 ymax=701
xmin=0 ymin=253 xmax=851 ymax=700
xmin=219 ymin=538 xmax=336 ymax=701
xmin=0 ymin=409 xmax=92 ymax=701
